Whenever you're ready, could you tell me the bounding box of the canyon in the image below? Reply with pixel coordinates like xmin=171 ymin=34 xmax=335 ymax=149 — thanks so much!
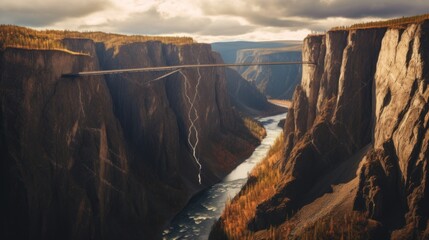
xmin=0 ymin=28 xmax=273 ymax=239
xmin=211 ymin=17 xmax=429 ymax=239
xmin=2 ymin=14 xmax=428 ymax=240
xmin=212 ymin=41 xmax=302 ymax=100
xmin=235 ymin=45 xmax=302 ymax=99
xmin=225 ymin=67 xmax=285 ymax=117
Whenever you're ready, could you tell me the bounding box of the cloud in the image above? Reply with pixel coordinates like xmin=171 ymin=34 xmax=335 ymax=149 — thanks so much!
xmin=1 ymin=0 xmax=427 ymax=42
xmin=114 ymin=7 xmax=209 ymax=34
xmin=200 ymin=0 xmax=429 ymax=29
xmin=111 ymin=7 xmax=255 ymax=36
xmin=285 ymin=0 xmax=429 ymax=19
xmin=240 ymin=13 xmax=309 ymax=29
xmin=0 ymin=0 xmax=109 ymax=26
xmin=198 ymin=19 xmax=255 ymax=36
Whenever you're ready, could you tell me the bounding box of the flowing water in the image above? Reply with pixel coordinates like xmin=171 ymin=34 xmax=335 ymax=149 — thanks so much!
xmin=163 ymin=113 xmax=286 ymax=240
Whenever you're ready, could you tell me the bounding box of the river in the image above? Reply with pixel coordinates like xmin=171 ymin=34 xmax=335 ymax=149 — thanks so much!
xmin=163 ymin=113 xmax=286 ymax=240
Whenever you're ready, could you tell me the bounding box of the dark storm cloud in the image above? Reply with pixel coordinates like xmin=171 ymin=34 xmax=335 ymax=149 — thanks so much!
xmin=114 ymin=7 xmax=255 ymax=36
xmin=2 ymin=0 xmax=426 ymax=40
xmin=201 ymin=0 xmax=429 ymax=29
xmin=0 ymin=0 xmax=109 ymax=27
xmin=285 ymin=0 xmax=429 ymax=19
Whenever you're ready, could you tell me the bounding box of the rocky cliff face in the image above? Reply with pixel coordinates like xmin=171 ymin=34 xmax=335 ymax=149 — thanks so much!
xmin=236 ymin=46 xmax=302 ymax=99
xmin=354 ymin=21 xmax=429 ymax=238
xmin=0 ymin=38 xmax=260 ymax=239
xmin=1 ymin=45 xmax=130 ymax=240
xmin=211 ymin=19 xmax=429 ymax=239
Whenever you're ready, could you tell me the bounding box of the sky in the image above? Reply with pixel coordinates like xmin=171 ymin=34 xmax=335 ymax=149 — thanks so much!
xmin=0 ymin=0 xmax=428 ymax=42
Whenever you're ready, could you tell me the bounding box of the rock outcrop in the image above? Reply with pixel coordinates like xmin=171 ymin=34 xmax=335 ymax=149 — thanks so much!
xmin=210 ymin=18 xmax=429 ymax=240
xmin=354 ymin=21 xmax=429 ymax=238
xmin=0 ymin=37 xmax=260 ymax=239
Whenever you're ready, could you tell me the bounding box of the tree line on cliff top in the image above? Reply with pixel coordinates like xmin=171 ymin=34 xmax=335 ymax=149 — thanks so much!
xmin=331 ymin=13 xmax=429 ymax=31
xmin=0 ymin=25 xmax=195 ymax=53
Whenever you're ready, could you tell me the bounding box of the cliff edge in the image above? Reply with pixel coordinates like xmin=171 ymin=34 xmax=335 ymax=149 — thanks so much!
xmin=210 ymin=16 xmax=429 ymax=240
xmin=0 ymin=31 xmax=261 ymax=239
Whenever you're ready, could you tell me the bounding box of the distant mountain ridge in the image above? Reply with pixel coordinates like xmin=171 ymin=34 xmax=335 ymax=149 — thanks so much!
xmin=211 ymin=40 xmax=301 ymax=64
xmin=212 ymin=41 xmax=302 ymax=100
xmin=236 ymin=45 xmax=302 ymax=99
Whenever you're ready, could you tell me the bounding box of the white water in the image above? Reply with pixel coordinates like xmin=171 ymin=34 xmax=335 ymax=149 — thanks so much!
xmin=163 ymin=113 xmax=286 ymax=240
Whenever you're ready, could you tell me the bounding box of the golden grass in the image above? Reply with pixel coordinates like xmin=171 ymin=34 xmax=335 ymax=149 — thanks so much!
xmin=5 ymin=46 xmax=90 ymax=56
xmin=298 ymin=212 xmax=372 ymax=240
xmin=219 ymin=132 xmax=285 ymax=239
xmin=330 ymin=13 xmax=429 ymax=31
xmin=0 ymin=25 xmax=195 ymax=53
xmin=215 ymin=132 xmax=375 ymax=239
xmin=243 ymin=117 xmax=266 ymax=141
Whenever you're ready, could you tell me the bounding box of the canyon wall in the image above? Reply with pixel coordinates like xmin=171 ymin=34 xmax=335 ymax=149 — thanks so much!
xmin=236 ymin=46 xmax=302 ymax=99
xmin=211 ymin=19 xmax=429 ymax=239
xmin=0 ymin=39 xmax=260 ymax=239
xmin=224 ymin=68 xmax=285 ymax=116
xmin=211 ymin=41 xmax=298 ymax=64
xmin=249 ymin=26 xmax=387 ymax=232
xmin=354 ymin=21 xmax=429 ymax=238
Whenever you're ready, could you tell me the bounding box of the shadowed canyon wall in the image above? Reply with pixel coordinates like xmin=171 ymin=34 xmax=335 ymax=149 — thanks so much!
xmin=224 ymin=68 xmax=285 ymax=117
xmin=0 ymin=39 xmax=261 ymax=239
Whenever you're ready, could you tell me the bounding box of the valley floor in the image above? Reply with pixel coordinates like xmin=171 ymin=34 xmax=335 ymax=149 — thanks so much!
xmin=268 ymin=99 xmax=293 ymax=109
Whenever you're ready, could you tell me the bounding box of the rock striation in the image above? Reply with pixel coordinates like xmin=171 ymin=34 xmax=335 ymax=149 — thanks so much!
xmin=211 ymin=18 xmax=429 ymax=240
xmin=0 ymin=38 xmax=260 ymax=239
